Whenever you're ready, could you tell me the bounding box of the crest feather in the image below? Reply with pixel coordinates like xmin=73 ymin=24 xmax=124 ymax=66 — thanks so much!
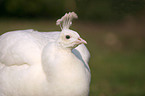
xmin=56 ymin=12 xmax=78 ymax=30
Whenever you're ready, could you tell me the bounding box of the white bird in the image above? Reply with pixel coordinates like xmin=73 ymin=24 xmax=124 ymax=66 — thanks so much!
xmin=0 ymin=12 xmax=91 ymax=96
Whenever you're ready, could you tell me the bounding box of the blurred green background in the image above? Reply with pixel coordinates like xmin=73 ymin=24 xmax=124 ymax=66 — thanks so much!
xmin=0 ymin=0 xmax=145 ymax=96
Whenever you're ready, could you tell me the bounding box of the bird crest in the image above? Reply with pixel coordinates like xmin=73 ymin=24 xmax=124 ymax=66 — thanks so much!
xmin=56 ymin=12 xmax=78 ymax=30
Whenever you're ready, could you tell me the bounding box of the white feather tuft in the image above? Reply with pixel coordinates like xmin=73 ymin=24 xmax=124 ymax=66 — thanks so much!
xmin=56 ymin=12 xmax=78 ymax=30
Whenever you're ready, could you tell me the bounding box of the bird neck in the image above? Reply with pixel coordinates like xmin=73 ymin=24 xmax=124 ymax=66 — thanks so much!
xmin=56 ymin=41 xmax=73 ymax=51
xmin=41 ymin=42 xmax=73 ymax=77
xmin=41 ymin=42 xmax=90 ymax=95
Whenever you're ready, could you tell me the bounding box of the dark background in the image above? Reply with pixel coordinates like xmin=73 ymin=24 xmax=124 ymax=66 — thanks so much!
xmin=0 ymin=0 xmax=145 ymax=21
xmin=0 ymin=0 xmax=145 ymax=96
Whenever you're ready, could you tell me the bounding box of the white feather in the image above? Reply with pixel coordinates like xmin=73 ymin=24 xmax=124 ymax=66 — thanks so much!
xmin=0 ymin=12 xmax=91 ymax=96
xmin=56 ymin=12 xmax=78 ymax=30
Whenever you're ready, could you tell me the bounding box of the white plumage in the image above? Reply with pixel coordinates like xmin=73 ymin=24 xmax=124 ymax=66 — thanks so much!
xmin=0 ymin=12 xmax=91 ymax=96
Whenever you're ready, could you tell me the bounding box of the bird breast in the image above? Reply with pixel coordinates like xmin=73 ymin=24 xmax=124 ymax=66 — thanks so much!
xmin=41 ymin=43 xmax=90 ymax=96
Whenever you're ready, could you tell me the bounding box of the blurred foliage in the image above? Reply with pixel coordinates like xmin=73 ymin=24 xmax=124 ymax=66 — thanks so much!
xmin=0 ymin=0 xmax=145 ymax=21
xmin=0 ymin=0 xmax=65 ymax=18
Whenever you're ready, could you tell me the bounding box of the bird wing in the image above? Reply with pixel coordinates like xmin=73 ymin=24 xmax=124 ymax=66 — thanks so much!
xmin=0 ymin=29 xmax=42 ymax=66
xmin=72 ymin=44 xmax=90 ymax=72
xmin=0 ymin=29 xmax=90 ymax=67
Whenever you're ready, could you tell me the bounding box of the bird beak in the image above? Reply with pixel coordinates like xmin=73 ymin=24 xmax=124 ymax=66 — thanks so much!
xmin=77 ymin=37 xmax=87 ymax=44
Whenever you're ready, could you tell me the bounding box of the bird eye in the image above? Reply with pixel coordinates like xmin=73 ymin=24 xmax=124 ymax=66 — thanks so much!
xmin=66 ymin=35 xmax=70 ymax=39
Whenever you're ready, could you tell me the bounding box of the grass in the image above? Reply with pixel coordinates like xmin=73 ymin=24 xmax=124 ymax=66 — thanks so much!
xmin=0 ymin=18 xmax=145 ymax=96
xmin=90 ymin=51 xmax=145 ymax=96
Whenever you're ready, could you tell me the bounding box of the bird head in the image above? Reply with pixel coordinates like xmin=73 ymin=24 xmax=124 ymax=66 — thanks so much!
xmin=56 ymin=12 xmax=87 ymax=49
xmin=57 ymin=29 xmax=87 ymax=49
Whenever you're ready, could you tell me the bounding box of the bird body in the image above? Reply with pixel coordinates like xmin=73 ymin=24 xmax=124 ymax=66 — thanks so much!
xmin=0 ymin=12 xmax=91 ymax=96
xmin=42 ymin=41 xmax=90 ymax=96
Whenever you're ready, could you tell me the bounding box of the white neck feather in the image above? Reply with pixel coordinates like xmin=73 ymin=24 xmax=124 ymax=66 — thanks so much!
xmin=41 ymin=43 xmax=90 ymax=96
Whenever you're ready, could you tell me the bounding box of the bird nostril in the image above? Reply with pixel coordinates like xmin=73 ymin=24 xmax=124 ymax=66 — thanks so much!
xmin=78 ymin=38 xmax=81 ymax=41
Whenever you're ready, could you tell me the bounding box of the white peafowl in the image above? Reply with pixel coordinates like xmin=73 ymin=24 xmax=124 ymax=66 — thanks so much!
xmin=0 ymin=12 xmax=91 ymax=96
